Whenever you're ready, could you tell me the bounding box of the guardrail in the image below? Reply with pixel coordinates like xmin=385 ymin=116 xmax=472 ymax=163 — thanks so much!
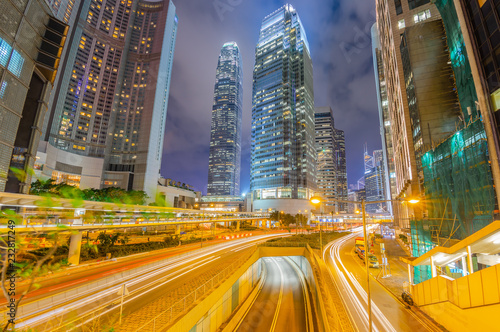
xmin=2 ymin=240 xmax=243 ymax=324
xmin=0 ymin=217 xmax=265 ymax=232
xmin=134 ymin=247 xmax=257 ymax=331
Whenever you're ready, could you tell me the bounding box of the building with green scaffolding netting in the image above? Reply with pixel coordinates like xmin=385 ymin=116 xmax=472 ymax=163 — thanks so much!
xmin=410 ymin=0 xmax=497 ymax=283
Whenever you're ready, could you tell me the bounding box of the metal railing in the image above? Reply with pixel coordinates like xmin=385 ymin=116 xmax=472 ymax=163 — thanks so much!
xmin=133 ymin=247 xmax=257 ymax=331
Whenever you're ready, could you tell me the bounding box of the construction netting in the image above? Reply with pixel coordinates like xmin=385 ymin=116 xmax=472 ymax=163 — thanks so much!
xmin=407 ymin=0 xmax=497 ymax=284
xmin=434 ymin=0 xmax=479 ymax=122
xmin=412 ymin=120 xmax=496 ymax=283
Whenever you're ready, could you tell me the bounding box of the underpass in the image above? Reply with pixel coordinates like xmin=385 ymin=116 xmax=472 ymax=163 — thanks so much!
xmin=235 ymin=257 xmax=309 ymax=332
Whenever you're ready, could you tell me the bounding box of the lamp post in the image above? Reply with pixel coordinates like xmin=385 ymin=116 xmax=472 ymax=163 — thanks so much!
xmin=310 ymin=196 xmax=323 ymax=252
xmin=310 ymin=196 xmax=419 ymax=332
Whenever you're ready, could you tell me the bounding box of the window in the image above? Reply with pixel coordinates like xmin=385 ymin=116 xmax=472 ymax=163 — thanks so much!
xmin=414 ymin=9 xmax=431 ymax=24
xmin=408 ymin=0 xmax=430 ymax=10
xmin=0 ymin=38 xmax=12 ymax=67
xmin=7 ymin=50 xmax=24 ymax=77
xmin=398 ymin=19 xmax=406 ymax=29
xmin=394 ymin=0 xmax=403 ymax=15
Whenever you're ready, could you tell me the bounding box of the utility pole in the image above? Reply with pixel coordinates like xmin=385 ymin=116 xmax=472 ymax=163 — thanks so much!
xmin=362 ymin=200 xmax=373 ymax=332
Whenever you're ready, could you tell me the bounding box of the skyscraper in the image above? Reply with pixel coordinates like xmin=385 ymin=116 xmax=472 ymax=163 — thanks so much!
xmin=371 ymin=23 xmax=396 ymax=214
xmin=365 ymin=149 xmax=387 ymax=213
xmin=315 ymin=107 xmax=337 ymax=213
xmin=250 ymin=4 xmax=316 ymax=213
xmin=334 ymin=126 xmax=347 ymax=212
xmin=314 ymin=107 xmax=348 ymax=213
xmin=38 ymin=0 xmax=178 ymax=199
xmin=207 ymin=42 xmax=243 ymax=196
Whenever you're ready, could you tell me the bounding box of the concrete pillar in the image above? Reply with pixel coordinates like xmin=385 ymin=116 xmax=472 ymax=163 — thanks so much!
xmin=461 ymin=256 xmax=468 ymax=276
xmin=408 ymin=264 xmax=413 ymax=284
xmin=68 ymin=232 xmax=83 ymax=266
xmin=467 ymin=245 xmax=474 ymax=274
xmin=175 ymin=224 xmax=181 ymax=235
xmin=430 ymin=256 xmax=437 ymax=278
xmin=236 ymin=221 xmax=240 ymax=231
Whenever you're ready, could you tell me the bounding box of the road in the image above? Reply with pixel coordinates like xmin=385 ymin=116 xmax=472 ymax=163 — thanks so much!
xmin=324 ymin=229 xmax=441 ymax=332
xmin=236 ymin=257 xmax=308 ymax=332
xmin=7 ymin=233 xmax=286 ymax=330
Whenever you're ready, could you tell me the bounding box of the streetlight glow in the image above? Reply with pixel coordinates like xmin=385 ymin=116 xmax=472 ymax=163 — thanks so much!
xmin=310 ymin=196 xmax=322 ymax=205
xmin=408 ymin=199 xmax=420 ymax=204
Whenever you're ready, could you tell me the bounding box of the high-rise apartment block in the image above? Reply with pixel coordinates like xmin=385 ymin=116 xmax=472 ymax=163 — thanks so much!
xmin=250 ymin=4 xmax=316 ymax=213
xmin=36 ymin=0 xmax=178 ymax=199
xmin=207 ymin=42 xmax=243 ymax=196
xmin=0 ymin=0 xmax=68 ymax=193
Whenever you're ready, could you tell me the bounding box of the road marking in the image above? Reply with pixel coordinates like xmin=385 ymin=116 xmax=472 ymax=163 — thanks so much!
xmin=269 ymin=257 xmax=284 ymax=332
xmin=50 ymin=279 xmax=89 ymax=291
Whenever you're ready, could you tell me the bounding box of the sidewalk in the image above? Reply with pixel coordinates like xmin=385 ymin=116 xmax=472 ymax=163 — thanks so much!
xmin=369 ymin=235 xmax=410 ymax=298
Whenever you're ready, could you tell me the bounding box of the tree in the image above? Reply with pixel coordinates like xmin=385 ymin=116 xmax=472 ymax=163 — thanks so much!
xmin=1 ymin=209 xmax=64 ymax=331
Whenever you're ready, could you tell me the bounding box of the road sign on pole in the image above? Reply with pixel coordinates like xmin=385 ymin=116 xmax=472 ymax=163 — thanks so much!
xmin=118 ymin=284 xmax=129 ymax=324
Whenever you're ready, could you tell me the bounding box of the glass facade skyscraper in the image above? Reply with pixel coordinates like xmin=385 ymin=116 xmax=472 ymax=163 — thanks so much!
xmin=207 ymin=42 xmax=243 ymax=196
xmin=251 ymin=4 xmax=316 ymax=206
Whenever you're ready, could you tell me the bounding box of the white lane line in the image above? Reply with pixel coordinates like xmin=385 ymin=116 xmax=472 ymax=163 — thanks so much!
xmin=269 ymin=257 xmax=284 ymax=332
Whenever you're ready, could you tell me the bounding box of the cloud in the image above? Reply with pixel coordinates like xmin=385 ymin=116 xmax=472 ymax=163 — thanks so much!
xmin=162 ymin=0 xmax=381 ymax=193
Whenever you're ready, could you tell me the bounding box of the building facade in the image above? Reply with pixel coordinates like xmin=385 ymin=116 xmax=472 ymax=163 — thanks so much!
xmin=250 ymin=4 xmax=316 ymax=213
xmin=334 ymin=128 xmax=347 ymax=212
xmin=315 ymin=107 xmax=338 ymax=213
xmin=207 ymin=42 xmax=243 ymax=196
xmin=0 ymin=0 xmax=67 ymax=193
xmin=375 ymin=0 xmax=442 ymax=227
xmin=371 ymin=23 xmax=397 ymax=214
xmin=38 ymin=0 xmax=178 ymax=200
xmin=365 ymin=150 xmax=387 ymax=213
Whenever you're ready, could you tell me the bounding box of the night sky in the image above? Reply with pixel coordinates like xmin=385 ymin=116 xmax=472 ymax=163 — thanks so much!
xmin=161 ymin=0 xmax=381 ymax=194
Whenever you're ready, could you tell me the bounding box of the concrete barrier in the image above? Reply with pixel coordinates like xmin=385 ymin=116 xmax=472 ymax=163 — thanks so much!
xmin=166 ymin=246 xmax=334 ymax=332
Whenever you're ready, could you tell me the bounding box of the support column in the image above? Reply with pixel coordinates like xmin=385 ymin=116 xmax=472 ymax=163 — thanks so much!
xmin=408 ymin=264 xmax=413 ymax=284
xmin=68 ymin=232 xmax=83 ymax=266
xmin=462 ymin=256 xmax=468 ymax=276
xmin=430 ymin=256 xmax=437 ymax=278
xmin=175 ymin=224 xmax=181 ymax=235
xmin=224 ymin=221 xmax=229 ymax=228
xmin=467 ymin=245 xmax=474 ymax=274
xmin=236 ymin=221 xmax=240 ymax=231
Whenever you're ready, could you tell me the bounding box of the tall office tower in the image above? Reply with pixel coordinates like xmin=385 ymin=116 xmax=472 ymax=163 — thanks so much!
xmin=371 ymin=23 xmax=396 ymax=214
xmin=38 ymin=0 xmax=178 ymax=199
xmin=207 ymin=42 xmax=243 ymax=196
xmin=315 ymin=107 xmax=338 ymax=213
xmin=250 ymin=4 xmax=316 ymax=213
xmin=334 ymin=128 xmax=347 ymax=212
xmin=375 ymin=0 xmax=442 ymax=228
xmin=0 ymin=0 xmax=67 ymax=193
xmin=365 ymin=150 xmax=387 ymax=213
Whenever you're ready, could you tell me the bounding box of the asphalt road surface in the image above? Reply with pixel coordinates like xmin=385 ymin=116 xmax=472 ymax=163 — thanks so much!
xmin=323 ymin=229 xmax=442 ymax=332
xmin=7 ymin=233 xmax=286 ymax=330
xmin=236 ymin=257 xmax=308 ymax=332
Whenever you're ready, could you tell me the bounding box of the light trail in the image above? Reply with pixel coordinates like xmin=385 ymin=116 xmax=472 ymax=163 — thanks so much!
xmin=14 ymin=233 xmax=284 ymax=329
xmin=323 ymin=231 xmax=397 ymax=332
xmin=269 ymin=257 xmax=284 ymax=332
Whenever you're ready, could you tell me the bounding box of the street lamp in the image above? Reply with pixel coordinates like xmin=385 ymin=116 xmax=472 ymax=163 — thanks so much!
xmin=310 ymin=196 xmax=324 ymax=252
